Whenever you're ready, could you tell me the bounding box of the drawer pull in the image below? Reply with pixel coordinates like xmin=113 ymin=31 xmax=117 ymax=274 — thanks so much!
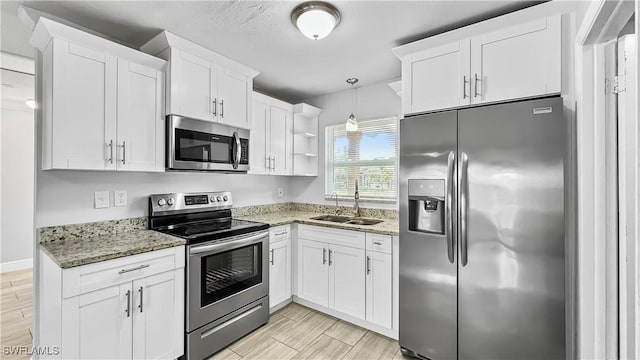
xmin=274 ymin=231 xmax=288 ymax=236
xmin=373 ymin=241 xmax=383 ymax=245
xmin=118 ymin=264 xmax=150 ymax=275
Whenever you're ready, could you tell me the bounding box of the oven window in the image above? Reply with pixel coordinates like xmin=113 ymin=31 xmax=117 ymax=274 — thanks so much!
xmin=201 ymin=243 xmax=262 ymax=306
xmin=176 ymin=128 xmax=232 ymax=163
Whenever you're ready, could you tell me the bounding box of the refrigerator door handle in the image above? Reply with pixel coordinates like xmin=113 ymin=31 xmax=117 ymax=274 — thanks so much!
xmin=446 ymin=151 xmax=455 ymax=264
xmin=460 ymin=152 xmax=469 ymax=267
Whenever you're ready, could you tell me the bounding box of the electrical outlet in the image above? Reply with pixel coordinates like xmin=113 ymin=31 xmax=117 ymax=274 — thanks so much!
xmin=94 ymin=191 xmax=110 ymax=209
xmin=114 ymin=190 xmax=127 ymax=207
xmin=277 ymin=188 xmax=284 ymax=198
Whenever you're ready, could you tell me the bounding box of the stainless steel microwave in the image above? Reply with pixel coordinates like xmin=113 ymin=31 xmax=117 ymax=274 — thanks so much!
xmin=166 ymin=115 xmax=249 ymax=172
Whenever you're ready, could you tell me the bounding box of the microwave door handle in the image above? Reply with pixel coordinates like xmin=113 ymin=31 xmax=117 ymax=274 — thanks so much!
xmin=232 ymin=131 xmax=241 ymax=169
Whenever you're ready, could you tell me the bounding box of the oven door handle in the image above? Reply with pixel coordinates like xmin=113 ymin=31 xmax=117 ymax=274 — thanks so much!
xmin=189 ymin=231 xmax=268 ymax=255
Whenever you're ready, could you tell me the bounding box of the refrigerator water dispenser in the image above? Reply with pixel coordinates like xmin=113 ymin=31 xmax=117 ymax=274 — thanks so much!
xmin=408 ymin=179 xmax=445 ymax=234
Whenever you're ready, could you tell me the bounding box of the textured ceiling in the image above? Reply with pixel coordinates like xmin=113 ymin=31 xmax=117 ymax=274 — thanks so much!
xmin=1 ymin=1 xmax=542 ymax=102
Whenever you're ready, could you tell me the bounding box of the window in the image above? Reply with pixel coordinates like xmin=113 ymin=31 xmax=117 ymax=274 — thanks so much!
xmin=325 ymin=116 xmax=398 ymax=202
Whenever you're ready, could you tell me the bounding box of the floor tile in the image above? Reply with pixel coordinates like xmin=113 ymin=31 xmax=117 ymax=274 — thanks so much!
xmin=324 ymin=319 xmax=367 ymax=346
xmin=292 ymin=334 xmax=352 ymax=360
xmin=242 ymin=338 xmax=298 ymax=360
xmin=343 ymin=331 xmax=399 ymax=360
xmin=276 ymin=302 xmax=312 ymax=321
xmin=206 ymin=348 xmax=241 ymax=360
xmin=229 ymin=313 xmax=294 ymax=356
xmin=273 ymin=310 xmax=338 ymax=351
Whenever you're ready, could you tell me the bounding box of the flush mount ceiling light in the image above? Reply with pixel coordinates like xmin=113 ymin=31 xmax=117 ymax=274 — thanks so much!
xmin=345 ymin=78 xmax=358 ymax=132
xmin=291 ymin=1 xmax=341 ymax=40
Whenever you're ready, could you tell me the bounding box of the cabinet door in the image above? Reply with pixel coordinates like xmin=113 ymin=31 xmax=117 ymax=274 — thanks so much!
xmin=285 ymin=110 xmax=294 ymax=175
xmin=132 ymin=271 xmax=181 ymax=360
xmin=329 ymin=244 xmax=366 ymax=320
xmin=298 ymin=239 xmax=329 ymax=306
xmin=116 ymin=59 xmax=164 ymax=172
xmin=174 ymin=50 xmax=216 ymax=121
xmin=51 ymin=40 xmax=117 ymax=170
xmin=218 ymin=68 xmax=250 ymax=129
xmin=269 ymin=106 xmax=288 ymax=175
xmin=365 ymin=251 xmax=392 ymax=328
xmin=470 ymin=15 xmax=561 ymax=104
xmin=75 ymin=283 xmax=132 ymax=359
xmin=269 ymin=239 xmax=291 ymax=307
xmin=249 ymin=100 xmax=269 ymax=174
xmin=404 ymin=39 xmax=470 ymax=115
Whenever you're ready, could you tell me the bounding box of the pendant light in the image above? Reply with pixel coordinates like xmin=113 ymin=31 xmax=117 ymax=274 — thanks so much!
xmin=291 ymin=2 xmax=341 ymax=40
xmin=346 ymin=78 xmax=358 ymax=132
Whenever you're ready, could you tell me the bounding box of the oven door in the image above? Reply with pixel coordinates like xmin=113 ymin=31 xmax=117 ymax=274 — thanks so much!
xmin=167 ymin=114 xmax=249 ymax=172
xmin=187 ymin=230 xmax=269 ymax=332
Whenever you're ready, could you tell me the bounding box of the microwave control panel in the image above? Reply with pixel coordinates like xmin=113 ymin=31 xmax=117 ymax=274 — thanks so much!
xmin=240 ymin=139 xmax=249 ymax=164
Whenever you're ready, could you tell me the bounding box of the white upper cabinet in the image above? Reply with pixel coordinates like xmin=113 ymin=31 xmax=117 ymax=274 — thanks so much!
xmin=250 ymin=92 xmax=293 ymax=175
xmin=470 ymin=16 xmax=561 ymax=104
xmin=403 ymin=40 xmax=470 ymax=114
xmin=141 ymin=32 xmax=258 ymax=129
xmin=31 ymin=18 xmax=166 ymax=172
xmin=394 ymin=11 xmax=562 ymax=115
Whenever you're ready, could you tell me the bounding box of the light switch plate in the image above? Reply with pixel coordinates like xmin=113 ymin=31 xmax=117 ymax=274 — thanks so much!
xmin=94 ymin=191 xmax=110 ymax=209
xmin=114 ymin=190 xmax=127 ymax=207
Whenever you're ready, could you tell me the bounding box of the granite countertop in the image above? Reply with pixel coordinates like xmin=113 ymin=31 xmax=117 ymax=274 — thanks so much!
xmin=40 ymin=230 xmax=186 ymax=269
xmin=237 ymin=210 xmax=399 ymax=236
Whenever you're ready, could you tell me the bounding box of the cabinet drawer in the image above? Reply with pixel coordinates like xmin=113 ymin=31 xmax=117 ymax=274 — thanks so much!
xmin=298 ymin=224 xmax=365 ymax=249
xmin=63 ymin=246 xmax=183 ymax=298
xmin=270 ymin=225 xmax=291 ymax=243
xmin=366 ymin=233 xmax=392 ymax=254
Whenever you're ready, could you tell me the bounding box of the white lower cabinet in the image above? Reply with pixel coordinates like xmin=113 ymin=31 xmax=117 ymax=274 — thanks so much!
xmin=366 ymin=251 xmax=393 ymax=328
xmin=329 ymin=244 xmax=366 ymax=319
xmin=39 ymin=246 xmax=185 ymax=360
xmin=269 ymin=225 xmax=292 ymax=311
xmin=298 ymin=238 xmax=329 ymax=306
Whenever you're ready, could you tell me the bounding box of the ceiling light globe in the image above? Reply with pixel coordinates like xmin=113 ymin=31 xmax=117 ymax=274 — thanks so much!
xmin=296 ymin=9 xmax=336 ymax=40
xmin=346 ymin=113 xmax=358 ymax=131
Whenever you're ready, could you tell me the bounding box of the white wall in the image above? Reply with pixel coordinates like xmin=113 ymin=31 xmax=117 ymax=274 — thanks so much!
xmin=36 ymin=170 xmax=294 ymax=227
xmin=1 ymin=107 xmax=35 ymax=264
xmin=290 ymin=80 xmax=402 ymax=209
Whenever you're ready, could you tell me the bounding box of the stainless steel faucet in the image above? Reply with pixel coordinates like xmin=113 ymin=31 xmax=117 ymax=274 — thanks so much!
xmin=332 ymin=192 xmax=339 ymax=214
xmin=353 ymin=181 xmax=361 ymax=217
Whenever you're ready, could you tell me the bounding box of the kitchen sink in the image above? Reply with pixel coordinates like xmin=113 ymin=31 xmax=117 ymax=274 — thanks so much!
xmin=310 ymin=214 xmax=352 ymax=223
xmin=310 ymin=215 xmax=383 ymax=226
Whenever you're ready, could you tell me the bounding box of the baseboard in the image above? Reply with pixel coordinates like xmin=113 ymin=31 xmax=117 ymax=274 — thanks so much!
xmin=270 ymin=297 xmax=293 ymax=314
xmin=0 ymin=258 xmax=33 ymax=273
xmin=293 ymin=296 xmax=398 ymax=340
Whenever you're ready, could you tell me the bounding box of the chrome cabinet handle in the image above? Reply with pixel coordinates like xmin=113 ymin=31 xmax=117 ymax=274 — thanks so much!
xmin=474 ymin=73 xmax=480 ymax=98
xmin=373 ymin=241 xmax=382 ymax=246
xmin=366 ymin=256 xmax=371 ymax=274
xmin=270 ymin=249 xmax=274 ymax=265
xmin=446 ymin=151 xmax=455 ymax=264
xmin=328 ymin=249 xmax=333 ymax=266
xmin=463 ymin=75 xmax=468 ymax=99
xmin=125 ymin=290 xmax=131 ymax=317
xmin=220 ymin=100 xmax=224 ymax=118
xmin=460 ymin=152 xmax=469 ymax=267
xmin=272 ymin=157 xmax=276 ymax=170
xmin=265 ymin=157 xmax=270 ymax=170
xmin=274 ymin=231 xmax=288 ymax=236
xmin=107 ymin=140 xmax=114 ymax=164
xmin=118 ymin=264 xmax=150 ymax=274
xmin=323 ymin=248 xmax=327 ymax=264
xmin=212 ymin=98 xmax=217 ymax=116
xmin=138 ymin=286 xmax=143 ymax=313
xmin=118 ymin=141 xmax=126 ymax=165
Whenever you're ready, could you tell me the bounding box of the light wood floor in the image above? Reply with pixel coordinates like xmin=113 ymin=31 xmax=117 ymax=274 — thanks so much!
xmin=0 ymin=270 xmax=404 ymax=360
xmin=1 ymin=269 xmax=33 ymax=360
xmin=210 ymin=303 xmax=404 ymax=360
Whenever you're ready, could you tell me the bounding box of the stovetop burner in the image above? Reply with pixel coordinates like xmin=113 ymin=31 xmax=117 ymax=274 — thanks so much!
xmin=148 ymin=191 xmax=269 ymax=244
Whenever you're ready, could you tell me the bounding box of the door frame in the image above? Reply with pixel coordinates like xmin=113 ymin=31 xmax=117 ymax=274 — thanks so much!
xmin=575 ymin=1 xmax=637 ymax=359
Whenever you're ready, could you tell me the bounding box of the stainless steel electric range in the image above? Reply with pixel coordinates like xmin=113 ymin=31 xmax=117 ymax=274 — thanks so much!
xmin=149 ymin=192 xmax=270 ymax=360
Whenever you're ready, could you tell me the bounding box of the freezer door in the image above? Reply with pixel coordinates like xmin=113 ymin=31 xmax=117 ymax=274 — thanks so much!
xmin=399 ymin=110 xmax=458 ymax=360
xmin=457 ymin=97 xmax=565 ymax=359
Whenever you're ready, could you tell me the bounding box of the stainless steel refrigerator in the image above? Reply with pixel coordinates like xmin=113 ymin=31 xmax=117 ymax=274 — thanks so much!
xmin=399 ymin=97 xmax=565 ymax=360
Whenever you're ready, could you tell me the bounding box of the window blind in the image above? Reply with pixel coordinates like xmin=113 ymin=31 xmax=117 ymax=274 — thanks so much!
xmin=325 ymin=116 xmax=398 ymax=202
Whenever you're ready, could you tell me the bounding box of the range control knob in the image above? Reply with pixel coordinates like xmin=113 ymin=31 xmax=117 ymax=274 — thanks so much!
xmin=167 ymin=198 xmax=174 ymax=206
xmin=217 ymin=196 xmax=223 ymax=202
xmin=210 ymin=196 xmax=216 ymax=202
xmin=223 ymin=195 xmax=229 ymax=201
xmin=158 ymin=198 xmax=166 ymax=206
